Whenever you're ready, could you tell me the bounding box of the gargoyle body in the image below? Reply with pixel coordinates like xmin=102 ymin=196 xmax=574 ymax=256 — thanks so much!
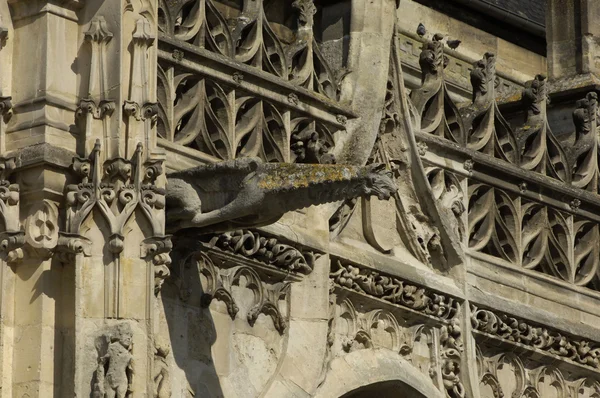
xmin=166 ymin=158 xmax=397 ymax=234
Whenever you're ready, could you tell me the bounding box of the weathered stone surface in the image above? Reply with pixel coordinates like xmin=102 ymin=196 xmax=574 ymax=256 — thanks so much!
xmin=3 ymin=0 xmax=600 ymax=397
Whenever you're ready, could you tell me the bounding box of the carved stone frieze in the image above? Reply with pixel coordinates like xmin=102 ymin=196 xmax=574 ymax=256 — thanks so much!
xmin=471 ymin=304 xmax=600 ymax=370
xmin=330 ymin=223 xmax=468 ymax=397
xmin=328 ymin=294 xmax=465 ymax=397
xmin=330 ymin=258 xmax=460 ymax=321
xmin=204 ymin=229 xmax=320 ymax=275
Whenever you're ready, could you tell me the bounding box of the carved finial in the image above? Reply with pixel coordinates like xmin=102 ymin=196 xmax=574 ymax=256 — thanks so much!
xmin=522 ymin=74 xmax=547 ymax=118
xmin=84 ymin=16 xmax=113 ymax=44
xmin=470 ymin=52 xmax=496 ymax=103
xmin=419 ymin=38 xmax=445 ymax=82
xmin=573 ymin=92 xmax=598 ymax=136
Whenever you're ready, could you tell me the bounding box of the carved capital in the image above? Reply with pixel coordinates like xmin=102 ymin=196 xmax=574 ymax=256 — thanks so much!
xmin=131 ymin=17 xmax=155 ymax=47
xmin=84 ymin=16 xmax=112 ymax=44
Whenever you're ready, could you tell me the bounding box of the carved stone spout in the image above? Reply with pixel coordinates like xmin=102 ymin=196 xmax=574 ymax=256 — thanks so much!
xmin=165 ymin=158 xmax=397 ymax=234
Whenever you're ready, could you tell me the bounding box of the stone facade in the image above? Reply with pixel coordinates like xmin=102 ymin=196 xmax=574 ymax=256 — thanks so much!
xmin=0 ymin=0 xmax=599 ymax=397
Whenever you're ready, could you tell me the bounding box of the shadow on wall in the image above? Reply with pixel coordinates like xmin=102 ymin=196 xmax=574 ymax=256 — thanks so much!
xmin=160 ymin=236 xmax=225 ymax=398
xmin=341 ymin=380 xmax=428 ymax=398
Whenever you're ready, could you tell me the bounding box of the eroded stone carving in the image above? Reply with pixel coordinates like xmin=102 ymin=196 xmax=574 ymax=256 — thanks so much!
xmin=165 ymin=157 xmax=397 ymax=234
xmin=141 ymin=236 xmax=173 ymax=294
xmin=0 ymin=157 xmax=23 ymax=263
xmin=92 ymin=323 xmax=134 ymax=398
xmin=153 ymin=337 xmax=171 ymax=398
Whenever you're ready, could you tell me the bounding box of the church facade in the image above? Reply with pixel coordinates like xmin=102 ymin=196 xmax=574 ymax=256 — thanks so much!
xmin=0 ymin=0 xmax=599 ymax=397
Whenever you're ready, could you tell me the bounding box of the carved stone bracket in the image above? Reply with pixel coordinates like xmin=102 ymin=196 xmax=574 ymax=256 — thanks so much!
xmin=0 ymin=231 xmax=24 ymax=264
xmin=123 ymin=101 xmax=158 ymax=122
xmin=55 ymin=232 xmax=92 ymax=264
xmin=76 ymin=98 xmax=116 ymax=120
xmin=141 ymin=236 xmax=173 ymax=295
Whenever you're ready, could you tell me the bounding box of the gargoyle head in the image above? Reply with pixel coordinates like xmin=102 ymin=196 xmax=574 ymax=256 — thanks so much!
xmin=362 ymin=164 xmax=397 ymax=200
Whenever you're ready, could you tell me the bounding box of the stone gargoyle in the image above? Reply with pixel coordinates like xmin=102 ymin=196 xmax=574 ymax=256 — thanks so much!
xmin=165 ymin=157 xmax=397 ymax=234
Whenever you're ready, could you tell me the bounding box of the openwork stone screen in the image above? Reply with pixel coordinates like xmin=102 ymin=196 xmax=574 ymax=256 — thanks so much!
xmin=156 ymin=0 xmax=350 ymax=164
xmin=411 ymin=37 xmax=600 ymax=291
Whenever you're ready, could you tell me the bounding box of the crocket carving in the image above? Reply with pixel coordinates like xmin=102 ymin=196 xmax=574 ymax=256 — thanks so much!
xmin=166 ymin=158 xmax=397 ymax=234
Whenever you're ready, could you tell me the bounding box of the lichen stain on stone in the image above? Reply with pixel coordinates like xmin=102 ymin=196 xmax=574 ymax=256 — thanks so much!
xmin=257 ymin=164 xmax=357 ymax=190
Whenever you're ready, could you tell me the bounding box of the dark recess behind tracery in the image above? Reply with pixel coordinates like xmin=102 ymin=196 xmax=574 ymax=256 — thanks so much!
xmin=412 ymin=0 xmax=546 ymax=56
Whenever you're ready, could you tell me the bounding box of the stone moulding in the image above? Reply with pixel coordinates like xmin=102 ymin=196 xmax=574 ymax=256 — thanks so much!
xmin=471 ymin=304 xmax=600 ymax=372
xmin=203 ymin=229 xmax=322 ymax=275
